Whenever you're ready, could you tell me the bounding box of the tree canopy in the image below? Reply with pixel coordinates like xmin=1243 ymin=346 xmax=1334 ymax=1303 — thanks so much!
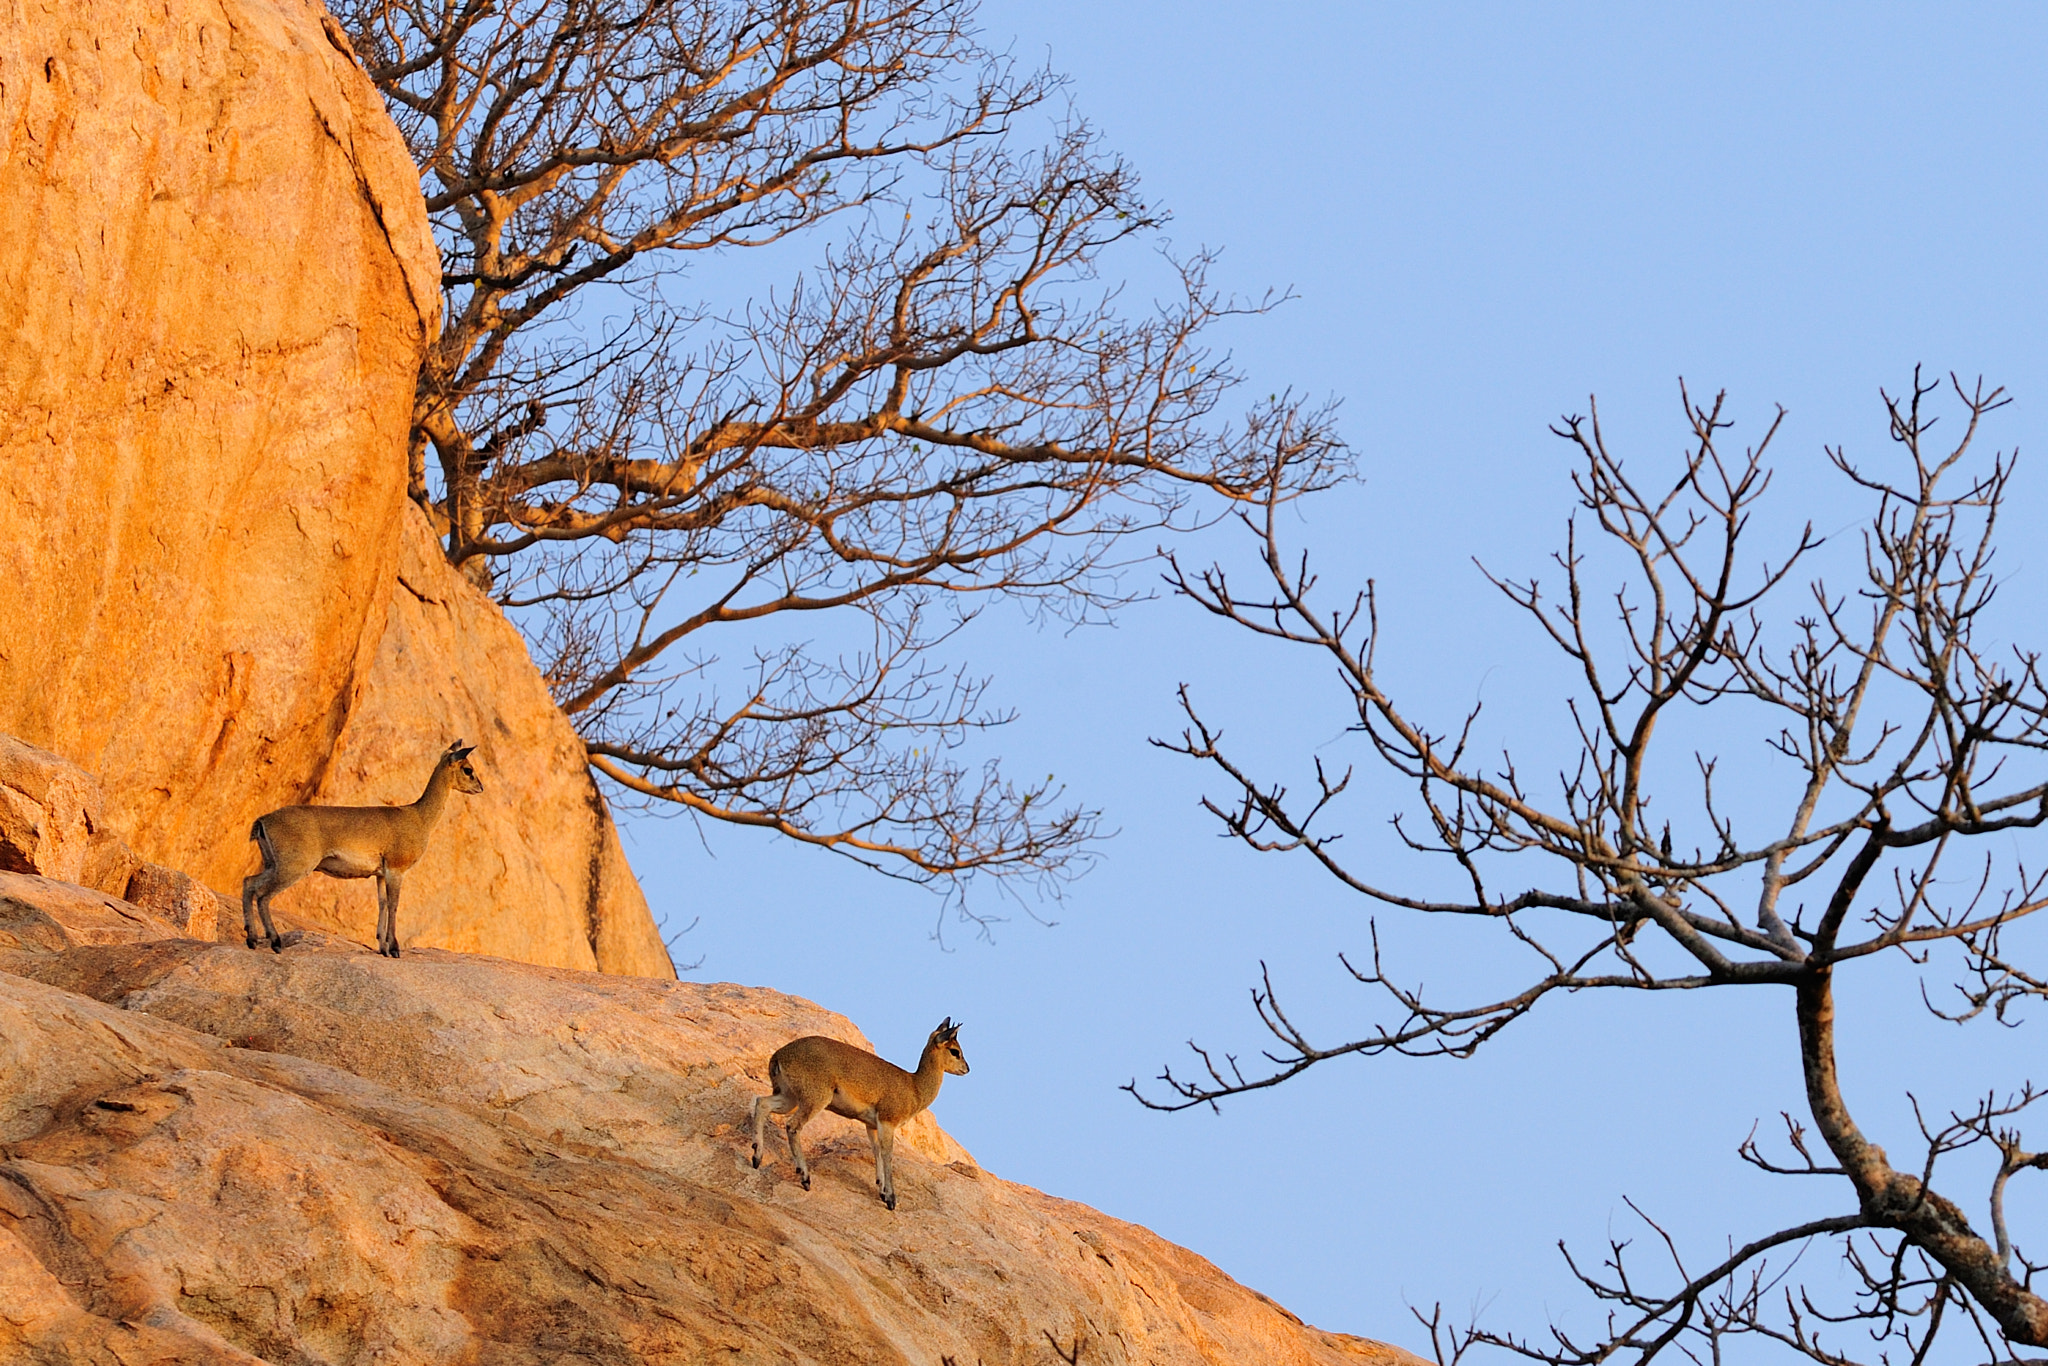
xmin=336 ymin=0 xmax=1341 ymax=897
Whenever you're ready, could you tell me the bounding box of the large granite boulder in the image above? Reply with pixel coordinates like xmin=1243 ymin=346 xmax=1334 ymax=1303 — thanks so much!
xmin=0 ymin=0 xmax=436 ymax=887
xmin=0 ymin=0 xmax=671 ymax=977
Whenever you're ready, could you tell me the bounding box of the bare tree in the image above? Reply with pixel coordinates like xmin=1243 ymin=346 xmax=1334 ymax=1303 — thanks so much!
xmin=334 ymin=0 xmax=1341 ymax=895
xmin=1140 ymin=371 xmax=2048 ymax=1363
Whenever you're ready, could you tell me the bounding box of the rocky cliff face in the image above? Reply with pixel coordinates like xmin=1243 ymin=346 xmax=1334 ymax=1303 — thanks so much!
xmin=0 ymin=0 xmax=671 ymax=976
xmin=0 ymin=877 xmax=1417 ymax=1366
xmin=0 ymin=0 xmax=435 ymax=880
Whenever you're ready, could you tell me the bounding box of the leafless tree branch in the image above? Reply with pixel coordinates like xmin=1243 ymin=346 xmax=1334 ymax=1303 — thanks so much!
xmin=1141 ymin=374 xmax=2048 ymax=1358
xmin=339 ymin=0 xmax=1346 ymax=893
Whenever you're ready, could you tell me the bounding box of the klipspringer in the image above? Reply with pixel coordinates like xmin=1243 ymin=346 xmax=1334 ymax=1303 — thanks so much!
xmin=750 ymin=1017 xmax=969 ymax=1211
xmin=241 ymin=740 xmax=483 ymax=957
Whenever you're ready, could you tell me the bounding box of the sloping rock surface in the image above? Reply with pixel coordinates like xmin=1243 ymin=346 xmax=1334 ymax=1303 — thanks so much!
xmin=0 ymin=935 xmax=1416 ymax=1366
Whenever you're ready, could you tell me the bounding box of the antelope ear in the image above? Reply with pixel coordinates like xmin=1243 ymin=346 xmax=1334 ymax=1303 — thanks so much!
xmin=454 ymin=745 xmax=476 ymax=761
xmin=935 ymin=1017 xmax=954 ymax=1036
xmin=446 ymin=739 xmax=468 ymax=753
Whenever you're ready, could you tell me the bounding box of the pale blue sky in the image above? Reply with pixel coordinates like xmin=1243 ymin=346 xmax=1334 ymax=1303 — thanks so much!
xmin=625 ymin=4 xmax=2048 ymax=1351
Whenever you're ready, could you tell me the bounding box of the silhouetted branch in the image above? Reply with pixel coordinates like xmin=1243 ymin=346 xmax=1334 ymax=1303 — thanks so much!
xmin=1148 ymin=373 xmax=2048 ymax=1359
xmin=340 ymin=0 xmax=1347 ymax=891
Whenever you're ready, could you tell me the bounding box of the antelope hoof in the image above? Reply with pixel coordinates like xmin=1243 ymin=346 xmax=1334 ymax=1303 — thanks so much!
xmin=389 ymin=943 xmax=403 ymax=959
xmin=751 ymin=1150 xmax=762 ymax=1169
xmin=798 ymin=1171 xmax=811 ymax=1191
xmin=245 ymin=936 xmax=259 ymax=950
xmin=269 ymin=937 xmax=283 ymax=954
xmin=883 ymin=1191 xmax=897 ymax=1212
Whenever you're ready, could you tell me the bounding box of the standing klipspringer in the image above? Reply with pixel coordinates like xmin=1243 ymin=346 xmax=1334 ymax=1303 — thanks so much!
xmin=241 ymin=741 xmax=484 ymax=957
xmin=751 ymin=1018 xmax=969 ymax=1211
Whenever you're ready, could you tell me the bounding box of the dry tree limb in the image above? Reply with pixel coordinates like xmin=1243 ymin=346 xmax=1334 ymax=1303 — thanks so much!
xmin=339 ymin=0 xmax=1346 ymax=895
xmin=1144 ymin=373 xmax=2048 ymax=1361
